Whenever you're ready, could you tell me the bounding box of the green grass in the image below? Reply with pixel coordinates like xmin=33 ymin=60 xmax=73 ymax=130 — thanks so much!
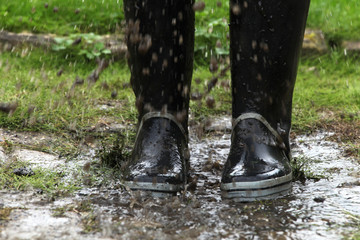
xmin=0 ymin=158 xmax=80 ymax=195
xmin=0 ymin=0 xmax=124 ymax=35
xmin=1 ymin=0 xmax=360 ymax=44
xmin=0 ymin=48 xmax=136 ymax=132
xmin=0 ymin=47 xmax=232 ymax=133
xmin=1 ymin=47 xmax=359 ymax=135
xmin=294 ymin=51 xmax=360 ymax=131
xmin=308 ymin=0 xmax=360 ymax=41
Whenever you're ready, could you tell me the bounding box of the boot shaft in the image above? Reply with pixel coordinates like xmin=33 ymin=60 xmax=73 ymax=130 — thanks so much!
xmin=230 ymin=0 xmax=310 ymax=150
xmin=124 ymin=0 xmax=195 ymax=129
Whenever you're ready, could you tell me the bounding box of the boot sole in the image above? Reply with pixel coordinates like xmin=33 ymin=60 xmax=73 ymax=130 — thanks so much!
xmin=220 ymin=173 xmax=292 ymax=202
xmin=124 ymin=181 xmax=182 ymax=197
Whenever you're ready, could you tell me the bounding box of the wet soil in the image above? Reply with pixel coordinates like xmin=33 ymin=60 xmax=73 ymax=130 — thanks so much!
xmin=0 ymin=116 xmax=360 ymax=239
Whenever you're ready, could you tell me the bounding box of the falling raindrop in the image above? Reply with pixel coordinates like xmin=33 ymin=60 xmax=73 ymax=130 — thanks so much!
xmin=252 ymin=40 xmax=257 ymax=49
xmin=74 ymin=76 xmax=84 ymax=85
xmin=111 ymin=90 xmax=118 ymax=99
xmin=57 ymin=68 xmax=63 ymax=77
xmin=179 ymin=35 xmax=184 ymax=45
xmin=152 ymin=53 xmax=158 ymax=62
xmin=215 ymin=40 xmax=222 ymax=48
xmin=193 ymin=1 xmax=205 ymax=12
xmin=162 ymin=59 xmax=168 ymax=69
xmin=142 ymin=68 xmax=150 ymax=75
xmin=138 ymin=35 xmax=152 ymax=54
xmin=206 ymin=96 xmax=215 ymax=108
xmin=231 ymin=4 xmax=241 ymax=15
xmin=207 ymin=77 xmax=218 ymax=92
xmin=209 ymin=57 xmax=218 ymax=73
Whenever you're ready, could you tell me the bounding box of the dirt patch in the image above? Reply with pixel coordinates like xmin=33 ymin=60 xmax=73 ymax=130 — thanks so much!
xmin=320 ymin=117 xmax=360 ymax=159
xmin=292 ymin=109 xmax=360 ymax=159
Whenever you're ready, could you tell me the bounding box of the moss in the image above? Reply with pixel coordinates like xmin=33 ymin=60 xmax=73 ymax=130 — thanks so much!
xmin=0 ymin=208 xmax=13 ymax=221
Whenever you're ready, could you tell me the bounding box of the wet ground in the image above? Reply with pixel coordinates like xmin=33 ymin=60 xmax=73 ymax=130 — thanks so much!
xmin=0 ymin=116 xmax=359 ymax=239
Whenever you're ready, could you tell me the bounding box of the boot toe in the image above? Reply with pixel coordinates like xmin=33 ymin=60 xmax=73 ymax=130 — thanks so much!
xmin=125 ymin=115 xmax=189 ymax=194
xmin=221 ymin=118 xmax=293 ymax=201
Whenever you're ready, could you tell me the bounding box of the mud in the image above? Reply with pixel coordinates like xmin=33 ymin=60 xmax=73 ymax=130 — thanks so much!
xmin=0 ymin=117 xmax=359 ymax=239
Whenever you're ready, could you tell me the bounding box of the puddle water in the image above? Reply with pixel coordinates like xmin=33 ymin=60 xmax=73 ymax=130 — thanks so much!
xmin=0 ymin=118 xmax=359 ymax=239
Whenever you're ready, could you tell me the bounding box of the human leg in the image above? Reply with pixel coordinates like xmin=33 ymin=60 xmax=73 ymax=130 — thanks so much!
xmin=221 ymin=0 xmax=310 ymax=201
xmin=123 ymin=0 xmax=195 ymax=194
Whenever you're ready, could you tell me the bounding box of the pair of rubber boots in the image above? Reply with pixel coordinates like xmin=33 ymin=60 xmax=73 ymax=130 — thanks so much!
xmin=123 ymin=0 xmax=310 ymax=201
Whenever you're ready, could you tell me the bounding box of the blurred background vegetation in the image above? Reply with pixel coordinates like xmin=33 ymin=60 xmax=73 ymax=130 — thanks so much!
xmin=1 ymin=0 xmax=360 ymax=49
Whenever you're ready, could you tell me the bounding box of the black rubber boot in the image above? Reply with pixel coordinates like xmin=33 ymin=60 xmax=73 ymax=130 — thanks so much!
xmin=123 ymin=0 xmax=194 ymax=195
xmin=221 ymin=0 xmax=310 ymax=201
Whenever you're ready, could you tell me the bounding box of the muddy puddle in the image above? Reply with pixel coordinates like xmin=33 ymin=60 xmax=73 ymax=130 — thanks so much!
xmin=1 ymin=117 xmax=360 ymax=239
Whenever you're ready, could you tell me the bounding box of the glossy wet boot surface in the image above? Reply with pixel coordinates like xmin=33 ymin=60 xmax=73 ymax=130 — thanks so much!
xmin=123 ymin=0 xmax=194 ymax=195
xmin=221 ymin=118 xmax=292 ymax=201
xmin=125 ymin=117 xmax=189 ymax=193
xmin=223 ymin=0 xmax=310 ymax=201
xmin=124 ymin=0 xmax=194 ymax=129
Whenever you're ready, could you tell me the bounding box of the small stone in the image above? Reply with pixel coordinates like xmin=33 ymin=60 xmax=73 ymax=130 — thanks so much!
xmin=313 ymin=197 xmax=326 ymax=203
xmin=111 ymin=90 xmax=118 ymax=99
xmin=72 ymin=37 xmax=82 ymax=46
xmin=36 ymin=188 xmax=44 ymax=194
xmin=0 ymin=146 xmax=7 ymax=164
xmin=13 ymin=167 xmax=35 ymax=177
xmin=0 ymin=102 xmax=18 ymax=114
xmin=190 ymin=91 xmax=202 ymax=101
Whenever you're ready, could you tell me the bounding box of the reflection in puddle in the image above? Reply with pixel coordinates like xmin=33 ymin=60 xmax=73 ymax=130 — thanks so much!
xmin=1 ymin=120 xmax=359 ymax=239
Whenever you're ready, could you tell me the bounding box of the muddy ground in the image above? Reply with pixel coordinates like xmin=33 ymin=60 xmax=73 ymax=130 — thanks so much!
xmin=0 ymin=116 xmax=360 ymax=240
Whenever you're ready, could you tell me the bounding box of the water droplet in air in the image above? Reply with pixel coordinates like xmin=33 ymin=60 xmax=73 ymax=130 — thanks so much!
xmin=193 ymin=1 xmax=205 ymax=12
xmin=209 ymin=57 xmax=218 ymax=73
xmin=232 ymin=4 xmax=241 ymax=15
xmin=206 ymin=96 xmax=215 ymax=108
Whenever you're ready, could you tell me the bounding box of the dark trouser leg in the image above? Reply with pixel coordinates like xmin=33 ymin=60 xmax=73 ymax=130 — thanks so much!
xmin=124 ymin=0 xmax=194 ymax=130
xmin=124 ymin=0 xmax=194 ymax=194
xmin=221 ymin=0 xmax=310 ymax=201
